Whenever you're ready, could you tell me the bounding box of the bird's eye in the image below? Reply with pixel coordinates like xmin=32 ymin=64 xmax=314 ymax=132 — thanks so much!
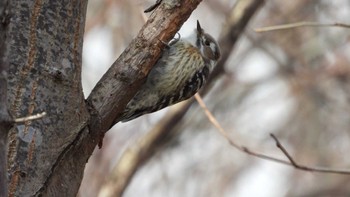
xmin=204 ymin=40 xmax=210 ymax=46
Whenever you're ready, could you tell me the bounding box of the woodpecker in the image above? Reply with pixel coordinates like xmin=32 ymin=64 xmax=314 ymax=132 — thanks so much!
xmin=119 ymin=20 xmax=220 ymax=122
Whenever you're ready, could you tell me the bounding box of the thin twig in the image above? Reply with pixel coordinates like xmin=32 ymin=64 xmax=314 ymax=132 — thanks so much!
xmin=270 ymin=133 xmax=297 ymax=166
xmin=14 ymin=112 xmax=46 ymax=123
xmin=194 ymin=93 xmax=350 ymax=175
xmin=255 ymin=21 xmax=350 ymax=32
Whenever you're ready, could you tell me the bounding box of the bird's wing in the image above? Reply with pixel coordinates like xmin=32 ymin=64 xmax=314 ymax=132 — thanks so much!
xmin=120 ymin=66 xmax=209 ymax=122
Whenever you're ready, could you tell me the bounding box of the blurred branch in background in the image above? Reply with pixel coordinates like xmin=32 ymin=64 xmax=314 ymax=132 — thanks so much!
xmin=255 ymin=21 xmax=350 ymax=32
xmin=98 ymin=100 xmax=193 ymax=197
xmin=98 ymin=0 xmax=265 ymax=196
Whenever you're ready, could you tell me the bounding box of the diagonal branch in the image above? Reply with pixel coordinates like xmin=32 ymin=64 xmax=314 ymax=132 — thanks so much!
xmin=86 ymin=0 xmax=204 ymax=133
xmin=98 ymin=101 xmax=193 ymax=197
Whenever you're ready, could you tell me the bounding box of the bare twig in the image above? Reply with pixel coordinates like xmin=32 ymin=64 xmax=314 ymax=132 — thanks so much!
xmin=255 ymin=21 xmax=350 ymax=32
xmin=194 ymin=94 xmax=350 ymax=175
xmin=14 ymin=112 xmax=47 ymax=123
xmin=269 ymin=134 xmax=350 ymax=174
xmin=269 ymin=133 xmax=297 ymax=166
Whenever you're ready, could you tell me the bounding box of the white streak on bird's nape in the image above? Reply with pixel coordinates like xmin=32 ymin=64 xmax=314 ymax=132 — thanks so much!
xmin=209 ymin=60 xmax=216 ymax=71
xmin=210 ymin=42 xmax=217 ymax=56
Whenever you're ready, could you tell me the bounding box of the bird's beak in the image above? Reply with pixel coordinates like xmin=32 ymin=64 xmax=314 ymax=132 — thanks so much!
xmin=197 ymin=20 xmax=203 ymax=35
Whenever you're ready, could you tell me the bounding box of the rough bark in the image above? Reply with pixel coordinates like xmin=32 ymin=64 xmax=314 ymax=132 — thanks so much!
xmin=6 ymin=1 xmax=89 ymax=196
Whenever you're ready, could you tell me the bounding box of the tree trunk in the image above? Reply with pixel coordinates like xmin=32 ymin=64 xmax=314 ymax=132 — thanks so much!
xmin=6 ymin=1 xmax=89 ymax=196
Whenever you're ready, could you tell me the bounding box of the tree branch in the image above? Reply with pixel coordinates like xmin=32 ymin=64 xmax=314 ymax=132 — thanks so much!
xmin=98 ymin=101 xmax=193 ymax=197
xmin=255 ymin=21 xmax=350 ymax=32
xmin=86 ymin=0 xmax=204 ymax=133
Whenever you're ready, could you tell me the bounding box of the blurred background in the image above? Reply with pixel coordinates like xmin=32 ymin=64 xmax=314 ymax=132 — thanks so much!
xmin=79 ymin=0 xmax=350 ymax=196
